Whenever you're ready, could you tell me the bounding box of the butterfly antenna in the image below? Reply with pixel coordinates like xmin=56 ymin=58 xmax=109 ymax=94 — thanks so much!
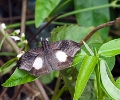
xmin=28 ymin=12 xmax=65 ymax=43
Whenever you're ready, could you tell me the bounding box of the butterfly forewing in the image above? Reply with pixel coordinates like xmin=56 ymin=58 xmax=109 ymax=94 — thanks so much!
xmin=51 ymin=53 xmax=73 ymax=71
xmin=29 ymin=61 xmax=52 ymax=76
xmin=50 ymin=40 xmax=80 ymax=57
xmin=17 ymin=50 xmax=38 ymax=71
xmin=50 ymin=40 xmax=80 ymax=70
xmin=17 ymin=47 xmax=52 ymax=76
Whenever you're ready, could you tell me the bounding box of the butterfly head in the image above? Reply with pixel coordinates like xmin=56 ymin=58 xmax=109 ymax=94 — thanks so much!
xmin=41 ymin=37 xmax=50 ymax=49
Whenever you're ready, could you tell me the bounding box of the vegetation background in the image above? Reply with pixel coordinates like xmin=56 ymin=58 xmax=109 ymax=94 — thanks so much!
xmin=0 ymin=0 xmax=120 ymax=100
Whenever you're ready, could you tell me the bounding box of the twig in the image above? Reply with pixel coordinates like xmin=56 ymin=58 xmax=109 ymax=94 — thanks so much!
xmin=11 ymin=85 xmax=24 ymax=100
xmin=0 ymin=87 xmax=8 ymax=98
xmin=43 ymin=85 xmax=54 ymax=95
xmin=24 ymin=84 xmax=42 ymax=99
xmin=20 ymin=0 xmax=27 ymax=35
xmin=0 ymin=15 xmax=34 ymax=22
xmin=80 ymin=17 xmax=120 ymax=46
xmin=28 ymin=12 xmax=65 ymax=43
xmin=110 ymin=30 xmax=120 ymax=37
xmin=35 ymin=79 xmax=50 ymax=100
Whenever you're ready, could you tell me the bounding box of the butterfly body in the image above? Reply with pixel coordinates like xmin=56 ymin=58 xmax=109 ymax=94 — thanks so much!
xmin=17 ymin=39 xmax=80 ymax=76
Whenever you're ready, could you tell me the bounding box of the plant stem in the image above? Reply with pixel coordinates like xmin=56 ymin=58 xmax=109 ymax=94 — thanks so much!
xmin=95 ymin=64 xmax=103 ymax=100
xmin=0 ymin=33 xmax=7 ymax=50
xmin=52 ymin=21 xmax=76 ymax=25
xmin=6 ymin=20 xmax=35 ymax=28
xmin=0 ymin=29 xmax=19 ymax=54
xmin=57 ymin=3 xmax=120 ymax=19
xmin=6 ymin=3 xmax=120 ymax=29
xmin=51 ymin=74 xmax=61 ymax=100
xmin=54 ymin=85 xmax=66 ymax=100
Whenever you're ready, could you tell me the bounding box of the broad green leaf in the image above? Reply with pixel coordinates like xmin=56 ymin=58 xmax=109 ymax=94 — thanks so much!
xmin=39 ymin=71 xmax=55 ymax=84
xmin=2 ymin=68 xmax=37 ymax=87
xmin=98 ymin=38 xmax=120 ymax=57
xmin=0 ymin=62 xmax=16 ymax=75
xmin=73 ymin=56 xmax=98 ymax=100
xmin=116 ymin=77 xmax=120 ymax=90
xmin=100 ymin=56 xmax=115 ymax=71
xmin=51 ymin=25 xmax=94 ymax=42
xmin=81 ymin=43 xmax=102 ymax=56
xmin=50 ymin=0 xmax=72 ymax=16
xmin=0 ymin=57 xmax=17 ymax=74
xmin=87 ymin=33 xmax=103 ymax=44
xmin=83 ymin=41 xmax=94 ymax=56
xmin=72 ymin=52 xmax=85 ymax=66
xmin=74 ymin=0 xmax=110 ymax=40
xmin=79 ymin=79 xmax=97 ymax=100
xmin=100 ymin=59 xmax=120 ymax=100
xmin=35 ymin=0 xmax=60 ymax=27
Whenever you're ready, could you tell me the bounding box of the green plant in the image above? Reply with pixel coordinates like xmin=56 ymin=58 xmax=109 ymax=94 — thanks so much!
xmin=1 ymin=0 xmax=120 ymax=100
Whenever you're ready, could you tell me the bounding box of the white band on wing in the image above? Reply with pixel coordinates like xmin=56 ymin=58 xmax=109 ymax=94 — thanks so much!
xmin=55 ymin=50 xmax=68 ymax=62
xmin=33 ymin=57 xmax=43 ymax=69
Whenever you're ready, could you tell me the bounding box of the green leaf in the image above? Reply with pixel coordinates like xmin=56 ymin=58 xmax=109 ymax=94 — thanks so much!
xmin=35 ymin=0 xmax=60 ymax=27
xmin=73 ymin=56 xmax=98 ymax=100
xmin=116 ymin=77 xmax=120 ymax=90
xmin=51 ymin=25 xmax=94 ymax=42
xmin=74 ymin=0 xmax=110 ymax=40
xmin=1 ymin=62 xmax=16 ymax=75
xmin=100 ymin=56 xmax=115 ymax=71
xmin=72 ymin=52 xmax=85 ymax=66
xmin=100 ymin=59 xmax=120 ymax=100
xmin=39 ymin=71 xmax=55 ymax=84
xmin=98 ymin=38 xmax=120 ymax=57
xmin=2 ymin=68 xmax=37 ymax=87
xmin=81 ymin=43 xmax=102 ymax=56
xmin=0 ymin=57 xmax=17 ymax=74
xmin=79 ymin=79 xmax=97 ymax=100
xmin=83 ymin=41 xmax=94 ymax=56
xmin=87 ymin=33 xmax=103 ymax=44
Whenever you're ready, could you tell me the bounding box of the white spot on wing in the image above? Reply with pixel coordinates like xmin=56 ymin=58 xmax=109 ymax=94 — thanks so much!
xmin=33 ymin=57 xmax=43 ymax=69
xmin=55 ymin=51 xmax=67 ymax=62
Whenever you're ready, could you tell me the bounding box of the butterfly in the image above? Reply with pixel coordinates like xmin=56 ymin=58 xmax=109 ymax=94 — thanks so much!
xmin=17 ymin=38 xmax=80 ymax=76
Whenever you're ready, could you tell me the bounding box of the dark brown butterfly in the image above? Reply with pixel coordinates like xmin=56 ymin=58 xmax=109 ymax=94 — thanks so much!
xmin=17 ymin=38 xmax=80 ymax=76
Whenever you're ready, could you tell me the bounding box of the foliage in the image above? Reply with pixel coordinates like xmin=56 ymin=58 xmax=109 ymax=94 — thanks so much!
xmin=1 ymin=0 xmax=120 ymax=100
